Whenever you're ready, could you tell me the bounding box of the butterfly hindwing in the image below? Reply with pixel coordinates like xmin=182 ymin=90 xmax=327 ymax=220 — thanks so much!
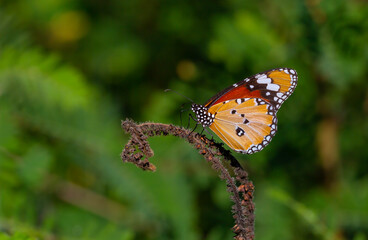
xmin=208 ymin=98 xmax=277 ymax=154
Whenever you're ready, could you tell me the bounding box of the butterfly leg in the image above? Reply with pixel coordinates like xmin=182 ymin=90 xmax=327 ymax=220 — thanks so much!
xmin=199 ymin=126 xmax=213 ymax=138
xmin=203 ymin=127 xmax=214 ymax=139
xmin=188 ymin=113 xmax=198 ymax=129
xmin=188 ymin=123 xmax=199 ymax=137
xmin=199 ymin=127 xmax=205 ymax=135
xmin=187 ymin=113 xmax=202 ymax=137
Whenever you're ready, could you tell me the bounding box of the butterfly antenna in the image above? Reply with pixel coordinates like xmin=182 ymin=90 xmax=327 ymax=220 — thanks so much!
xmin=164 ymin=89 xmax=194 ymax=103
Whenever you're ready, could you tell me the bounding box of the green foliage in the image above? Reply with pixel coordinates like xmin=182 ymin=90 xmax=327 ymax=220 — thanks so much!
xmin=0 ymin=231 xmax=37 ymax=240
xmin=0 ymin=0 xmax=367 ymax=239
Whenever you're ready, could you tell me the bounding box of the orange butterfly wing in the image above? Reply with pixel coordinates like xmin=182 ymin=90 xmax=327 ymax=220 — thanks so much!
xmin=205 ymin=68 xmax=297 ymax=111
xmin=208 ymin=98 xmax=277 ymax=154
xmin=191 ymin=68 xmax=297 ymax=154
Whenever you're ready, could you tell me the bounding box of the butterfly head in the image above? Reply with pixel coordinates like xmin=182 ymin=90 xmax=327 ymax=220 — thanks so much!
xmin=191 ymin=103 xmax=215 ymax=127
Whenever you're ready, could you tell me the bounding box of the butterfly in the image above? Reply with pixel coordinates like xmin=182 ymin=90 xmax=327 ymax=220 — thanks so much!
xmin=191 ymin=68 xmax=298 ymax=154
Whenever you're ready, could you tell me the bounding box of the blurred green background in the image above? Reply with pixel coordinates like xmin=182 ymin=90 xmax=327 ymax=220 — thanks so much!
xmin=0 ymin=0 xmax=367 ymax=239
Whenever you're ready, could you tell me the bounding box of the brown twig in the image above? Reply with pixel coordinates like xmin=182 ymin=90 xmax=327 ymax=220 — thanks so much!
xmin=121 ymin=119 xmax=255 ymax=240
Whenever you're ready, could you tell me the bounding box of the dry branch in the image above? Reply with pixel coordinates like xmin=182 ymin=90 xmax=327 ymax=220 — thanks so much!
xmin=121 ymin=119 xmax=255 ymax=240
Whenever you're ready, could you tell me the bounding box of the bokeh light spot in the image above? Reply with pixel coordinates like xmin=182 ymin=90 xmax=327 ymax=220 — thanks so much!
xmin=176 ymin=60 xmax=197 ymax=81
xmin=49 ymin=11 xmax=89 ymax=46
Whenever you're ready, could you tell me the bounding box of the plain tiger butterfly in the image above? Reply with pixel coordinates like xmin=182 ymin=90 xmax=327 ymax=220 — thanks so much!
xmin=191 ymin=68 xmax=298 ymax=154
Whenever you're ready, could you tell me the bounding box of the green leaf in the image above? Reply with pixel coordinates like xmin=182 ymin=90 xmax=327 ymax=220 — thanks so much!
xmin=18 ymin=145 xmax=52 ymax=188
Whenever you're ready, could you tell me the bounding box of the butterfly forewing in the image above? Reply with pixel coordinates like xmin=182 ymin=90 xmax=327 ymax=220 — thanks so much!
xmin=208 ymin=98 xmax=277 ymax=154
xmin=205 ymin=68 xmax=297 ymax=111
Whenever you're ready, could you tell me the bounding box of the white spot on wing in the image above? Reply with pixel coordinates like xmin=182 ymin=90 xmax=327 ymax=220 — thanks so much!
xmin=257 ymin=77 xmax=271 ymax=84
xmin=266 ymin=83 xmax=280 ymax=91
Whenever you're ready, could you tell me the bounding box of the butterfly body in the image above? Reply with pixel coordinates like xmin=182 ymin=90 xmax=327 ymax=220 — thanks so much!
xmin=191 ymin=68 xmax=297 ymax=154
